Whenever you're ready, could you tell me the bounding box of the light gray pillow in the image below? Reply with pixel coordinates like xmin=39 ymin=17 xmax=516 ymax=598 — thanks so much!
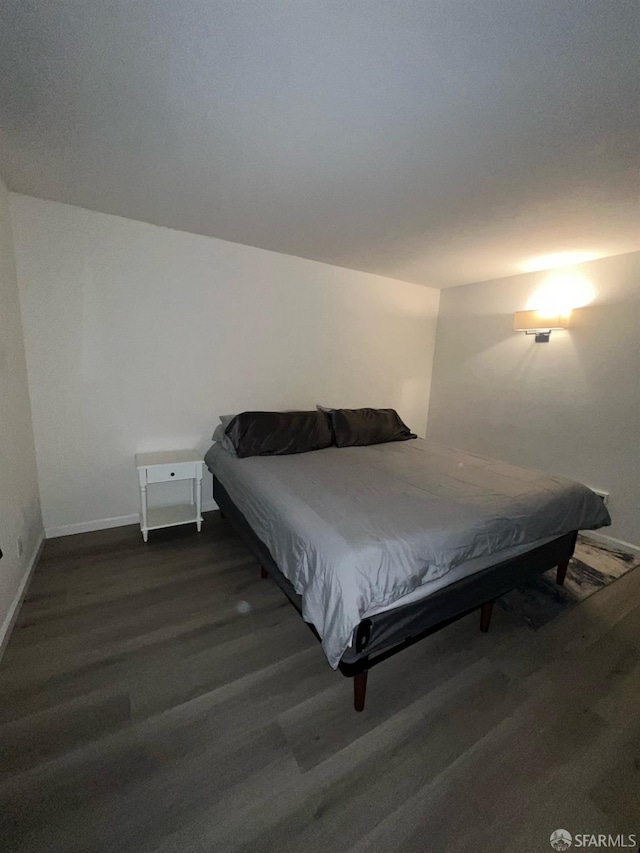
xmin=212 ymin=415 xmax=238 ymax=455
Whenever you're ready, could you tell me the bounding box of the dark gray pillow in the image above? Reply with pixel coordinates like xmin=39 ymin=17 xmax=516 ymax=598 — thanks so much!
xmin=224 ymin=410 xmax=333 ymax=458
xmin=328 ymin=407 xmax=416 ymax=448
xmin=212 ymin=421 xmax=237 ymax=456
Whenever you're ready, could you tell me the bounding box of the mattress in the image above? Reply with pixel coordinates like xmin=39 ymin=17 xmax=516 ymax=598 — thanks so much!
xmin=205 ymin=438 xmax=610 ymax=668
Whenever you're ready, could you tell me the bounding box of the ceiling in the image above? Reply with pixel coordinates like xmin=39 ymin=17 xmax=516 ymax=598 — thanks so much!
xmin=1 ymin=0 xmax=638 ymax=288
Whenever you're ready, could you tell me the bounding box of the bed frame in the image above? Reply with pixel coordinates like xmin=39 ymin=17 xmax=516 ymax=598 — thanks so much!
xmin=213 ymin=476 xmax=577 ymax=712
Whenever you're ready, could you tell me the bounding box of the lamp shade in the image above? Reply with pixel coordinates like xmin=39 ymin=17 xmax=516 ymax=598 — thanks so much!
xmin=513 ymin=309 xmax=571 ymax=332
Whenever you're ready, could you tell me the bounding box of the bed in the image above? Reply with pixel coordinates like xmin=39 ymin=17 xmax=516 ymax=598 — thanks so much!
xmin=204 ymin=431 xmax=610 ymax=711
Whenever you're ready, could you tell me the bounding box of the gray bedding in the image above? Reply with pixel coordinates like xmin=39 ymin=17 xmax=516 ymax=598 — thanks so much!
xmin=205 ymin=439 xmax=610 ymax=668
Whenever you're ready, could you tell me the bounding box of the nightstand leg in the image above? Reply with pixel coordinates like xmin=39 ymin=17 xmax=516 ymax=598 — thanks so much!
xmin=140 ymin=483 xmax=148 ymax=543
xmin=196 ymin=476 xmax=202 ymax=532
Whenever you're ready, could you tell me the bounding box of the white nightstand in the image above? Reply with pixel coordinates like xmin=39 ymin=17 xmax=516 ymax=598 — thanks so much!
xmin=135 ymin=450 xmax=204 ymax=542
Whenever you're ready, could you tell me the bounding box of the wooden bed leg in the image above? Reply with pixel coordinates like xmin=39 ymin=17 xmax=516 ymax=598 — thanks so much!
xmin=480 ymin=600 xmax=494 ymax=633
xmin=556 ymin=560 xmax=569 ymax=586
xmin=260 ymin=567 xmax=268 ymax=579
xmin=353 ymin=671 xmax=368 ymax=712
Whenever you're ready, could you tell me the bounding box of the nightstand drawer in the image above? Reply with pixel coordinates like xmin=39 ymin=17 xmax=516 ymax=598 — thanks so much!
xmin=145 ymin=462 xmax=197 ymax=483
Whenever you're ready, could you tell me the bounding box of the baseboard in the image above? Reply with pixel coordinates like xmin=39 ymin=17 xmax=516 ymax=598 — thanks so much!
xmin=45 ymin=500 xmax=219 ymax=538
xmin=580 ymin=530 xmax=640 ymax=555
xmin=0 ymin=532 xmax=45 ymax=660
xmin=45 ymin=514 xmax=139 ymax=538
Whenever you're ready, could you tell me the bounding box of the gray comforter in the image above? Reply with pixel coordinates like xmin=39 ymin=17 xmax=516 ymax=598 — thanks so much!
xmin=205 ymin=439 xmax=610 ymax=668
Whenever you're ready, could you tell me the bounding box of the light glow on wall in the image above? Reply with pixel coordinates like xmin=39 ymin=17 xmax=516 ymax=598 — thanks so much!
xmin=521 ymin=251 xmax=599 ymax=273
xmin=526 ymin=270 xmax=595 ymax=314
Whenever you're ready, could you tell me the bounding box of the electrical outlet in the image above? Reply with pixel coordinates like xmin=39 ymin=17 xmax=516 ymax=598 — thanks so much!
xmin=17 ymin=536 xmax=23 ymax=558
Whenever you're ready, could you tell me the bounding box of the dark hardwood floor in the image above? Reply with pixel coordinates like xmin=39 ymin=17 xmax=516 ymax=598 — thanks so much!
xmin=0 ymin=512 xmax=638 ymax=852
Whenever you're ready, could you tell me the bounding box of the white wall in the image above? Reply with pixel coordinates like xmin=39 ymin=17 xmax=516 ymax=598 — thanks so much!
xmin=427 ymin=252 xmax=640 ymax=547
xmin=0 ymin=180 xmax=43 ymax=646
xmin=10 ymin=194 xmax=440 ymax=536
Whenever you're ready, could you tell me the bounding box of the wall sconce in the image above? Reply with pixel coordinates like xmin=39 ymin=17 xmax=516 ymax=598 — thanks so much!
xmin=513 ymin=310 xmax=571 ymax=343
